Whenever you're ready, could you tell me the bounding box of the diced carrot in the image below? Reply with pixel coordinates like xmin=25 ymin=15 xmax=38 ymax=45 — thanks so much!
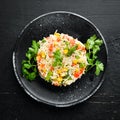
xmin=77 ymin=45 xmax=81 ymax=49
xmin=72 ymin=63 xmax=76 ymax=66
xmin=82 ymin=48 xmax=86 ymax=52
xmin=49 ymin=44 xmax=53 ymax=51
xmin=52 ymin=81 xmax=60 ymax=86
xmin=57 ymin=37 xmax=60 ymax=42
xmin=73 ymin=68 xmax=84 ymax=78
xmin=80 ymin=68 xmax=85 ymax=73
xmin=50 ymin=66 xmax=54 ymax=71
xmin=81 ymin=47 xmax=85 ymax=51
xmin=77 ymin=45 xmax=86 ymax=51
xmin=40 ymin=63 xmax=45 ymax=68
xmin=69 ymin=39 xmax=75 ymax=46
xmin=74 ymin=72 xmax=80 ymax=78
xmin=48 ymin=52 xmax=53 ymax=58
xmin=36 ymin=56 xmax=41 ymax=63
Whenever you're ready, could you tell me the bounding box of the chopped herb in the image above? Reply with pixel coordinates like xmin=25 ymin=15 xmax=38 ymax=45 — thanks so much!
xmin=75 ymin=55 xmax=80 ymax=59
xmin=67 ymin=45 xmax=78 ymax=56
xmin=41 ymin=38 xmax=46 ymax=43
xmin=68 ymin=76 xmax=72 ymax=80
xmin=45 ymin=71 xmax=53 ymax=81
xmin=79 ymin=62 xmax=85 ymax=68
xmin=65 ymin=41 xmax=70 ymax=47
xmin=53 ymin=50 xmax=63 ymax=67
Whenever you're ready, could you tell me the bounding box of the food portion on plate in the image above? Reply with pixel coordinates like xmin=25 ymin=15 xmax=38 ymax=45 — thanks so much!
xmin=36 ymin=32 xmax=88 ymax=86
xmin=22 ymin=32 xmax=104 ymax=87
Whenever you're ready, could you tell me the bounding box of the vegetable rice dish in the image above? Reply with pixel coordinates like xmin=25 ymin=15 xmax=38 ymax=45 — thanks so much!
xmin=36 ymin=32 xmax=88 ymax=86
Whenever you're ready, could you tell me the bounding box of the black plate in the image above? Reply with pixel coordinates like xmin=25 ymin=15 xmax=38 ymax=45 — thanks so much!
xmin=13 ymin=11 xmax=108 ymax=107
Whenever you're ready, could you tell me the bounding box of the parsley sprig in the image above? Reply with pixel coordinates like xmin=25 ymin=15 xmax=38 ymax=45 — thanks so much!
xmin=22 ymin=40 xmax=40 ymax=80
xmin=85 ymin=35 xmax=104 ymax=75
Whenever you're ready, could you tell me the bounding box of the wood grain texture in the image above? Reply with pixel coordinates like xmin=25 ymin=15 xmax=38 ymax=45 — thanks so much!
xmin=0 ymin=0 xmax=120 ymax=120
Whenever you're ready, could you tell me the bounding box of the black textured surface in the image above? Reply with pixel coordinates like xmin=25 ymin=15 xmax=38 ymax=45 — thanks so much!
xmin=0 ymin=0 xmax=120 ymax=120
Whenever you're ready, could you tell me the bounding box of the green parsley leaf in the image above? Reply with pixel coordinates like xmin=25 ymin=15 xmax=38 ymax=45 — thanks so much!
xmin=28 ymin=47 xmax=35 ymax=53
xmin=85 ymin=34 xmax=97 ymax=50
xmin=22 ymin=60 xmax=27 ymax=65
xmin=32 ymin=40 xmax=40 ymax=54
xmin=26 ymin=52 xmax=32 ymax=60
xmin=23 ymin=63 xmax=31 ymax=69
xmin=22 ymin=40 xmax=40 ymax=81
xmin=95 ymin=39 xmax=103 ymax=46
xmin=90 ymin=34 xmax=97 ymax=40
xmin=85 ymin=39 xmax=94 ymax=50
xmin=28 ymin=72 xmax=37 ymax=81
xmin=92 ymin=45 xmax=100 ymax=54
xmin=22 ymin=67 xmax=29 ymax=75
xmin=85 ymin=35 xmax=104 ymax=76
xmin=95 ymin=60 xmax=104 ymax=75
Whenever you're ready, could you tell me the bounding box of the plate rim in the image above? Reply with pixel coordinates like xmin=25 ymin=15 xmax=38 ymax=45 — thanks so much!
xmin=12 ymin=11 xmax=108 ymax=107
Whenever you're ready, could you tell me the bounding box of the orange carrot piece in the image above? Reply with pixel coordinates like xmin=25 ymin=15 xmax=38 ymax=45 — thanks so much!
xmin=49 ymin=44 xmax=53 ymax=51
xmin=50 ymin=66 xmax=54 ymax=71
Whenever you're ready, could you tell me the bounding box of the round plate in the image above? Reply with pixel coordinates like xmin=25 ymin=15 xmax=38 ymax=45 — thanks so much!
xmin=13 ymin=11 xmax=108 ymax=107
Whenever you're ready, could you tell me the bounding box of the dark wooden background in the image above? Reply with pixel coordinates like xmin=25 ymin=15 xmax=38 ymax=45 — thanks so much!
xmin=0 ymin=0 xmax=120 ymax=120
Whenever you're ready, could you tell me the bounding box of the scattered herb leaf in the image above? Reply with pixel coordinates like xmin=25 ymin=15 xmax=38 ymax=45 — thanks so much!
xmin=45 ymin=71 xmax=53 ymax=81
xmin=53 ymin=50 xmax=63 ymax=67
xmin=67 ymin=45 xmax=78 ymax=56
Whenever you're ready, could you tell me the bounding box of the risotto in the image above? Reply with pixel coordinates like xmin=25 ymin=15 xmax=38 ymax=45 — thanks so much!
xmin=36 ymin=32 xmax=88 ymax=86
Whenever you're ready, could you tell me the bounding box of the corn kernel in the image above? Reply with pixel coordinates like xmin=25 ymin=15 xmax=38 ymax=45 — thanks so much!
xmin=54 ymin=32 xmax=60 ymax=37
xmin=54 ymin=41 xmax=58 ymax=46
xmin=61 ymin=72 xmax=67 ymax=77
xmin=75 ymin=68 xmax=79 ymax=72
xmin=62 ymin=67 xmax=68 ymax=72
xmin=43 ymin=69 xmax=46 ymax=73
xmin=57 ymin=69 xmax=62 ymax=74
xmin=40 ymin=51 xmax=46 ymax=58
xmin=57 ymin=77 xmax=63 ymax=82
xmin=72 ymin=59 xmax=78 ymax=64
xmin=63 ymin=49 xmax=68 ymax=54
